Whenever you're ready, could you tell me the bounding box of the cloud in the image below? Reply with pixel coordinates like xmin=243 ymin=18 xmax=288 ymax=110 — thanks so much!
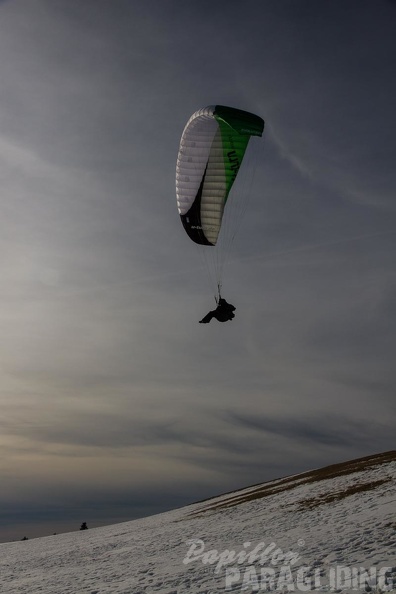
xmin=225 ymin=409 xmax=394 ymax=451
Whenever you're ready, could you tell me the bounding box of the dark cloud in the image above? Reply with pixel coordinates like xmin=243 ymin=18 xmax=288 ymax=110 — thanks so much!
xmin=225 ymin=410 xmax=394 ymax=452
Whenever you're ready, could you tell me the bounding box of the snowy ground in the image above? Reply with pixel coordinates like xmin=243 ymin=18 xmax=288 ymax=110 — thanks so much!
xmin=1 ymin=451 xmax=395 ymax=594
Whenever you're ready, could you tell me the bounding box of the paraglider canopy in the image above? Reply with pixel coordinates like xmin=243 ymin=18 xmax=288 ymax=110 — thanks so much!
xmin=176 ymin=105 xmax=264 ymax=247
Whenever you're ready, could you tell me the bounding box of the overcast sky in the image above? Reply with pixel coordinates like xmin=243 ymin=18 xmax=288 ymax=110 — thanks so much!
xmin=1 ymin=0 xmax=395 ymax=542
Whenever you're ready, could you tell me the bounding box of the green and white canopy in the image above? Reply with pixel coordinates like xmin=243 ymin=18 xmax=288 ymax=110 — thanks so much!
xmin=176 ymin=105 xmax=264 ymax=246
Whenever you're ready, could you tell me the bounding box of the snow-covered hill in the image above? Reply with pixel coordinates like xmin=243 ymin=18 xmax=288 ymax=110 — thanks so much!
xmin=1 ymin=451 xmax=395 ymax=594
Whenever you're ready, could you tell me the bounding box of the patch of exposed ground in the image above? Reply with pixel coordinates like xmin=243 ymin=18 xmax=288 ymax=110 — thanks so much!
xmin=295 ymin=477 xmax=392 ymax=510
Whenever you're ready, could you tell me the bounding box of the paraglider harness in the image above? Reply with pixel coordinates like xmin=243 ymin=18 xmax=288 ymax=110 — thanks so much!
xmin=199 ymin=287 xmax=236 ymax=324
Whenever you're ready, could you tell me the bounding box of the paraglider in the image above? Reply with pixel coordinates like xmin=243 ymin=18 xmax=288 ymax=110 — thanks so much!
xmin=199 ymin=298 xmax=236 ymax=324
xmin=176 ymin=105 xmax=264 ymax=322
